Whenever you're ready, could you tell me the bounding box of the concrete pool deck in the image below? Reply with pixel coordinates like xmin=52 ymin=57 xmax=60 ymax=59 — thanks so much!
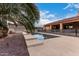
xmin=24 ymin=32 xmax=79 ymax=56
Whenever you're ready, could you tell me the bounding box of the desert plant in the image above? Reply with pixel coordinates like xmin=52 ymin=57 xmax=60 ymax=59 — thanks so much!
xmin=0 ymin=3 xmax=40 ymax=37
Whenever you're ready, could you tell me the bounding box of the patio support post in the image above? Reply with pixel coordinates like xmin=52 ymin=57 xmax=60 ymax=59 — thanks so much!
xmin=60 ymin=23 xmax=63 ymax=32
xmin=49 ymin=25 xmax=52 ymax=30
xmin=74 ymin=23 xmax=78 ymax=37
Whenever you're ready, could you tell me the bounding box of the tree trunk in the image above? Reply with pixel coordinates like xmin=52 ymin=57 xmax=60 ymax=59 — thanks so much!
xmin=2 ymin=27 xmax=8 ymax=37
xmin=0 ymin=27 xmax=3 ymax=38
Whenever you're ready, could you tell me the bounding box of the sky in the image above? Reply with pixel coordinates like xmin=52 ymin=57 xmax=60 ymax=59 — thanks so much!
xmin=35 ymin=3 xmax=79 ymax=27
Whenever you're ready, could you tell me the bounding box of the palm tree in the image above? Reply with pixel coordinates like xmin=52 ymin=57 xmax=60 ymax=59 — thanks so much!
xmin=0 ymin=3 xmax=40 ymax=38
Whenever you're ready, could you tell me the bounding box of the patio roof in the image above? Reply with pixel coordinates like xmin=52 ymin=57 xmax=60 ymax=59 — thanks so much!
xmin=44 ymin=16 xmax=79 ymax=26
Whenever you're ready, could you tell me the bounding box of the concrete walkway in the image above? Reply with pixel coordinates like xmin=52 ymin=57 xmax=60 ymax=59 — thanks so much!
xmin=24 ymin=32 xmax=79 ymax=56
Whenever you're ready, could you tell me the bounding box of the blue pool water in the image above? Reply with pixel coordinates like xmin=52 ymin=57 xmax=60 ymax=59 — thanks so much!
xmin=33 ymin=34 xmax=44 ymax=43
xmin=32 ymin=33 xmax=59 ymax=42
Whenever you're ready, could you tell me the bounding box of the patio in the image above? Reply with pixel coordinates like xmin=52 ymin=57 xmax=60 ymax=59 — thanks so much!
xmin=24 ymin=32 xmax=79 ymax=56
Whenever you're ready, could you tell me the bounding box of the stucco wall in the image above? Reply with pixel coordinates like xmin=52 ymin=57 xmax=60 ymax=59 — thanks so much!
xmin=8 ymin=25 xmax=26 ymax=32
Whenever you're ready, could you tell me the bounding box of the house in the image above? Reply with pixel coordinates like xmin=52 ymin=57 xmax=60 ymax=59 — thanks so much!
xmin=43 ymin=14 xmax=79 ymax=33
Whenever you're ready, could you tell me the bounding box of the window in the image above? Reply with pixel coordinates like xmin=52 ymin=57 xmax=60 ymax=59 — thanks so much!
xmin=69 ymin=26 xmax=73 ymax=29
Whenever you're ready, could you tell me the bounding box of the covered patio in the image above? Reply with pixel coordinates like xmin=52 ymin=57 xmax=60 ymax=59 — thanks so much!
xmin=44 ymin=16 xmax=79 ymax=37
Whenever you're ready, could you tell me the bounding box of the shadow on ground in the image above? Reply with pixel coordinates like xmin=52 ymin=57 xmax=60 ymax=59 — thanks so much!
xmin=43 ymin=34 xmax=59 ymax=39
xmin=51 ymin=32 xmax=79 ymax=37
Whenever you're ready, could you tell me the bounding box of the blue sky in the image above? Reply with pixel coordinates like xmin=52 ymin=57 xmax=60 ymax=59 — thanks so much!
xmin=35 ymin=3 xmax=79 ymax=27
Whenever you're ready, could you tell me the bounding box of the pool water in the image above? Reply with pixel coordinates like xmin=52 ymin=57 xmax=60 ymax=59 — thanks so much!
xmin=33 ymin=34 xmax=44 ymax=43
xmin=33 ymin=33 xmax=59 ymax=43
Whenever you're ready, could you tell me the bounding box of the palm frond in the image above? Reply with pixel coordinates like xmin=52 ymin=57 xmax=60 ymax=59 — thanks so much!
xmin=0 ymin=3 xmax=40 ymax=33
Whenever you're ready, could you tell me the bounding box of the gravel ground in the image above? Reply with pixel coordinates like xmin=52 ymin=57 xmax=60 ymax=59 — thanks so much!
xmin=0 ymin=33 xmax=29 ymax=56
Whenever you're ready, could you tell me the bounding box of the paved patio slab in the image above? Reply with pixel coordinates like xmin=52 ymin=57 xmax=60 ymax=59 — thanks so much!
xmin=24 ymin=32 xmax=79 ymax=56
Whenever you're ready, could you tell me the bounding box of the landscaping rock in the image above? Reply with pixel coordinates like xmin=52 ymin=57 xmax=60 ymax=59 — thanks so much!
xmin=0 ymin=33 xmax=29 ymax=56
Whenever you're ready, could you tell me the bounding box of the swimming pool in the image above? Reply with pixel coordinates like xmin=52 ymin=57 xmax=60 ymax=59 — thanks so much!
xmin=32 ymin=33 xmax=59 ymax=42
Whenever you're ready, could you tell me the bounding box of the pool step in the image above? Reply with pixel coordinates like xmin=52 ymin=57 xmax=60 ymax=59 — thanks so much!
xmin=26 ymin=39 xmax=43 ymax=48
xmin=23 ymin=34 xmax=44 ymax=48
